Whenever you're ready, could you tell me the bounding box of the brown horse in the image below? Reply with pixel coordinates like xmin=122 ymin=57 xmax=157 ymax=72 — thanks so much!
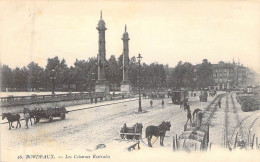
xmin=145 ymin=121 xmax=171 ymax=147
xmin=2 ymin=113 xmax=21 ymax=130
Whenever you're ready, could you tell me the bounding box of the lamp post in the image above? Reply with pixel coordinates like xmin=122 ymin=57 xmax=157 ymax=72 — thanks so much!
xmin=50 ymin=69 xmax=56 ymax=95
xmin=36 ymin=76 xmax=40 ymax=91
xmin=137 ymin=53 xmax=142 ymax=112
xmin=91 ymin=72 xmax=95 ymax=91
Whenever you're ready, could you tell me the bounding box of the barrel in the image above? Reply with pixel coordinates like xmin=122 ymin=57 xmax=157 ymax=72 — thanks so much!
xmin=181 ymin=131 xmax=193 ymax=135
xmin=179 ymin=134 xmax=191 ymax=139
xmin=189 ymin=134 xmax=204 ymax=142
xmin=194 ymin=131 xmax=205 ymax=137
xmin=178 ymin=139 xmax=202 ymax=151
xmin=185 ymin=127 xmax=198 ymax=131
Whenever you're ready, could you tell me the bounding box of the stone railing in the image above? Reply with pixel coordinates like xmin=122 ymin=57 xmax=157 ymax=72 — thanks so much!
xmin=0 ymin=92 xmax=105 ymax=107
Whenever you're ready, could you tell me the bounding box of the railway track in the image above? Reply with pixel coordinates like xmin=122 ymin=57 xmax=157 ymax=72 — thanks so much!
xmin=228 ymin=93 xmax=246 ymax=147
xmin=203 ymin=93 xmax=225 ymax=126
xmin=228 ymin=93 xmax=260 ymax=149
xmin=223 ymin=94 xmax=229 ymax=147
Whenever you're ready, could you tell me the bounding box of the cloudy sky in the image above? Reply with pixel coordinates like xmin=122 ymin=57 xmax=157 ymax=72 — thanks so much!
xmin=1 ymin=0 xmax=260 ymax=72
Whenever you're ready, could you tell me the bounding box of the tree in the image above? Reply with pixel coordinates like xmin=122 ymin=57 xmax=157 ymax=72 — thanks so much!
xmin=182 ymin=62 xmax=195 ymax=89
xmin=106 ymin=55 xmax=121 ymax=87
xmin=74 ymin=59 xmax=89 ymax=91
xmin=1 ymin=65 xmax=13 ymax=90
xmin=13 ymin=67 xmax=28 ymax=90
xmin=45 ymin=56 xmax=68 ymax=90
xmin=129 ymin=56 xmax=138 ymax=88
xmin=169 ymin=61 xmax=195 ymax=89
xmin=196 ymin=59 xmax=214 ymax=89
xmin=27 ymin=62 xmax=44 ymax=90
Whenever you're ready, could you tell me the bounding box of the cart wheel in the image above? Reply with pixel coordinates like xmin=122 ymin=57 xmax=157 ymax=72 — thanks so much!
xmin=49 ymin=116 xmax=53 ymax=122
xmin=61 ymin=113 xmax=66 ymax=120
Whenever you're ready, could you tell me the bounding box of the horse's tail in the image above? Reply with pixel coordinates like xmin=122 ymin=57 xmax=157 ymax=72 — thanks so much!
xmin=145 ymin=127 xmax=149 ymax=138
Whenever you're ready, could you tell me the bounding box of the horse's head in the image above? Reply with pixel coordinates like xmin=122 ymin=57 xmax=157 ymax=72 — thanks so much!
xmin=2 ymin=113 xmax=11 ymax=120
xmin=159 ymin=121 xmax=169 ymax=131
xmin=198 ymin=111 xmax=203 ymax=119
xmin=166 ymin=121 xmax=171 ymax=131
xmin=2 ymin=113 xmax=6 ymax=120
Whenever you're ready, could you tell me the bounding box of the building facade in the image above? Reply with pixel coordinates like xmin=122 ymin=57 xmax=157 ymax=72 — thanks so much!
xmin=212 ymin=62 xmax=234 ymax=90
xmin=194 ymin=60 xmax=253 ymax=90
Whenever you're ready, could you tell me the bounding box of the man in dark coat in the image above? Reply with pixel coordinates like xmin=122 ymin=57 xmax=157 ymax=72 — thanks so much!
xmin=218 ymin=100 xmax=221 ymax=108
xmin=186 ymin=109 xmax=192 ymax=125
xmin=162 ymin=99 xmax=164 ymax=108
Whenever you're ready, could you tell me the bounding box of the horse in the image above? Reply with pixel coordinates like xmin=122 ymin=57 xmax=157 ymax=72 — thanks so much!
xmin=2 ymin=113 xmax=21 ymax=130
xmin=145 ymin=121 xmax=171 ymax=147
xmin=192 ymin=108 xmax=202 ymax=121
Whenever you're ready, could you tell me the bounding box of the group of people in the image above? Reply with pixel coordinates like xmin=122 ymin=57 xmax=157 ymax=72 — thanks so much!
xmin=179 ymin=99 xmax=204 ymax=127
xmin=149 ymin=99 xmax=165 ymax=108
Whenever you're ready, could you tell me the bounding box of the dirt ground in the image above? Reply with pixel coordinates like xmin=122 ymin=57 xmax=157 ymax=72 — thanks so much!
xmin=1 ymin=92 xmax=260 ymax=161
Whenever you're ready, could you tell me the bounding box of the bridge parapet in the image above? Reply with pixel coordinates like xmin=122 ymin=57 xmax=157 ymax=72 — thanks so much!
xmin=0 ymin=92 xmax=105 ymax=107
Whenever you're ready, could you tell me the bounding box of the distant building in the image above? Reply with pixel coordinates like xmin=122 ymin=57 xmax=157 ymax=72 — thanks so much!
xmin=194 ymin=60 xmax=255 ymax=90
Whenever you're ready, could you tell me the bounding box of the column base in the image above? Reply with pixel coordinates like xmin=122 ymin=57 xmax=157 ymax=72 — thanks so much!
xmin=120 ymin=82 xmax=132 ymax=97
xmin=95 ymin=80 xmax=110 ymax=95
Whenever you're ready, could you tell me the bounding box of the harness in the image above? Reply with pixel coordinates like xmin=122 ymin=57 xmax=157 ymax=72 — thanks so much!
xmin=156 ymin=126 xmax=166 ymax=136
xmin=141 ymin=124 xmax=168 ymax=147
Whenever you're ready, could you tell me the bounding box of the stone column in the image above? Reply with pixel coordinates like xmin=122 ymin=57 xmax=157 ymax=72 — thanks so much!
xmin=120 ymin=25 xmax=131 ymax=96
xmin=95 ymin=11 xmax=110 ymax=95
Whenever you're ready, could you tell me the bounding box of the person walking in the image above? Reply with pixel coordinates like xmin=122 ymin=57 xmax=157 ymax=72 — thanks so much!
xmin=150 ymin=100 xmax=153 ymax=107
xmin=162 ymin=99 xmax=164 ymax=108
xmin=186 ymin=109 xmax=192 ymax=125
xmin=218 ymin=100 xmax=221 ymax=108
xmin=185 ymin=104 xmax=190 ymax=112
xmin=179 ymin=100 xmax=183 ymax=109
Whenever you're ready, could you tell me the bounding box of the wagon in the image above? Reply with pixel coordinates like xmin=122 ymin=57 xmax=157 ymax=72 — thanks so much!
xmin=120 ymin=123 xmax=143 ymax=140
xmin=172 ymin=88 xmax=188 ymax=104
xmin=34 ymin=106 xmax=67 ymax=122
xmin=200 ymin=89 xmax=208 ymax=102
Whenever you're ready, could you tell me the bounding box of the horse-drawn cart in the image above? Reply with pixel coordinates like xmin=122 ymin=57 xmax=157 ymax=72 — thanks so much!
xmin=117 ymin=123 xmax=143 ymax=151
xmin=120 ymin=123 xmax=143 ymax=140
xmin=34 ymin=106 xmax=67 ymax=123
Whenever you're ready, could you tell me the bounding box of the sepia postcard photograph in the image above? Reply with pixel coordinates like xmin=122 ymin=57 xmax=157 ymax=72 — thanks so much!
xmin=0 ymin=0 xmax=260 ymax=162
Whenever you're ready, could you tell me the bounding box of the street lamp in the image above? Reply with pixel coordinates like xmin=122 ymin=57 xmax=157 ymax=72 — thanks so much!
xmin=36 ymin=76 xmax=40 ymax=91
xmin=50 ymin=69 xmax=56 ymax=95
xmin=137 ymin=53 xmax=142 ymax=112
xmin=91 ymin=72 xmax=95 ymax=91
